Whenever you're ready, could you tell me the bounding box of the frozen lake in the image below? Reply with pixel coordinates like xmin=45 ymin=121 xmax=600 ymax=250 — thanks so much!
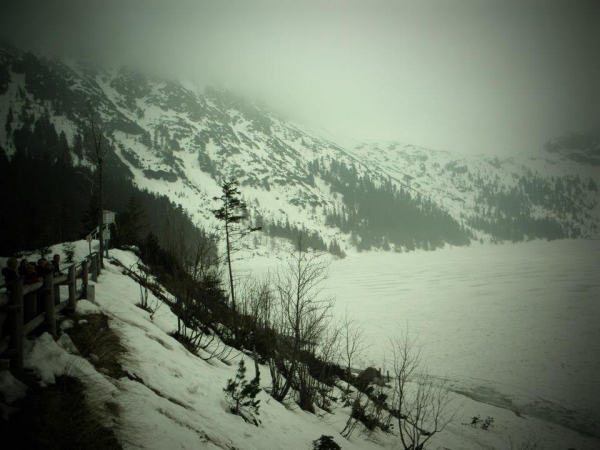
xmin=324 ymin=239 xmax=600 ymax=436
xmin=239 ymin=239 xmax=600 ymax=438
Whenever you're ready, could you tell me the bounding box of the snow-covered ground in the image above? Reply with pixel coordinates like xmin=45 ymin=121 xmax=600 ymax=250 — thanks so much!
xmin=238 ymin=239 xmax=600 ymax=443
xmin=2 ymin=244 xmax=387 ymax=450
xmin=2 ymin=240 xmax=599 ymax=449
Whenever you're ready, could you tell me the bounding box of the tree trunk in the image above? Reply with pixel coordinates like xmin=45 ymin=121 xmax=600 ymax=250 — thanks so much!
xmin=253 ymin=345 xmax=260 ymax=382
xmin=225 ymin=219 xmax=238 ymax=341
xmin=98 ymin=159 xmax=104 ymax=268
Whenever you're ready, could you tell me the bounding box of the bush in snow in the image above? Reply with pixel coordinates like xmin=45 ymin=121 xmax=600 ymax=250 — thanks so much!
xmin=313 ymin=435 xmax=341 ymax=450
xmin=62 ymin=241 xmax=76 ymax=263
xmin=465 ymin=414 xmax=494 ymax=430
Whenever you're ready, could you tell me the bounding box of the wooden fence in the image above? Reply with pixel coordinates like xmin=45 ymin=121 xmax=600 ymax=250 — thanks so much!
xmin=0 ymin=252 xmax=102 ymax=371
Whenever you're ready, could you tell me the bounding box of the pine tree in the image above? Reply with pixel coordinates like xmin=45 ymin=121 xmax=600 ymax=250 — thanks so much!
xmin=313 ymin=435 xmax=341 ymax=450
xmin=223 ymin=359 xmax=261 ymax=425
xmin=56 ymin=131 xmax=71 ymax=167
xmin=4 ymin=106 xmax=13 ymax=137
xmin=116 ymin=194 xmax=148 ymax=246
xmin=212 ymin=179 xmax=260 ymax=342
xmin=72 ymin=133 xmax=84 ymax=160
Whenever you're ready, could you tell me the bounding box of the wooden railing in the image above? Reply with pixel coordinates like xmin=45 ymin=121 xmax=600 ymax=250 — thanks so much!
xmin=0 ymin=252 xmax=102 ymax=371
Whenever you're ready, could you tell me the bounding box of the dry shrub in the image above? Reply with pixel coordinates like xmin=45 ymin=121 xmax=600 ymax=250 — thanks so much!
xmin=1 ymin=312 xmax=132 ymax=449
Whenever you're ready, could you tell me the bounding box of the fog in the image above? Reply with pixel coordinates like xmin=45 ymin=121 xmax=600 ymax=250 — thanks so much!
xmin=1 ymin=0 xmax=598 ymax=156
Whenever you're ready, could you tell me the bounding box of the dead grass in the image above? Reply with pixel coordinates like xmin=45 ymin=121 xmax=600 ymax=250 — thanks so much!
xmin=0 ymin=312 xmax=129 ymax=449
xmin=0 ymin=314 xmax=126 ymax=450
xmin=0 ymin=374 xmax=122 ymax=450
xmin=65 ymin=313 xmax=128 ymax=379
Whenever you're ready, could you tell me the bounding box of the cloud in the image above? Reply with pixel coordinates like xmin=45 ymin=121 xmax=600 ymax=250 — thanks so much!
xmin=2 ymin=0 xmax=599 ymax=155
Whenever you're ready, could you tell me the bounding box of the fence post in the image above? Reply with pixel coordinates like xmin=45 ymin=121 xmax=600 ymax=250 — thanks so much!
xmin=9 ymin=278 xmax=24 ymax=371
xmin=43 ymin=272 xmax=57 ymax=337
xmin=97 ymin=251 xmax=102 ymax=275
xmin=68 ymin=265 xmax=76 ymax=311
xmin=91 ymin=254 xmax=98 ymax=283
xmin=88 ymin=284 xmax=96 ymax=304
xmin=81 ymin=260 xmax=89 ymax=298
xmin=53 ymin=282 xmax=60 ymax=306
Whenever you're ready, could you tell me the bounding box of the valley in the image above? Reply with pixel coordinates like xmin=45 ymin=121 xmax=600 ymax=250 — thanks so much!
xmin=1 ymin=38 xmax=599 ymax=450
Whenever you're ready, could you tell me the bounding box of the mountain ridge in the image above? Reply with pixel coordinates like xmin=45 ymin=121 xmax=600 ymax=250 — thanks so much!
xmin=1 ymin=42 xmax=599 ymax=253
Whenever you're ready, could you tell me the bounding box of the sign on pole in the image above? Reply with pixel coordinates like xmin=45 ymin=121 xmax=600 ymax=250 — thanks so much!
xmin=103 ymin=210 xmax=116 ymax=225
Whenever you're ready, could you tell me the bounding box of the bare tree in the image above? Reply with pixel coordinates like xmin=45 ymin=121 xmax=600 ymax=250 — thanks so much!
xmin=339 ymin=307 xmax=369 ymax=393
xmin=340 ymin=389 xmax=367 ymax=439
xmin=85 ymin=101 xmax=108 ymax=267
xmin=313 ymin=323 xmax=341 ymax=412
xmin=337 ymin=311 xmax=375 ymax=439
xmin=167 ymin=223 xmax=219 ymax=340
xmin=270 ymin=236 xmax=334 ymax=410
xmin=130 ymin=257 xmax=153 ymax=312
xmin=235 ymin=272 xmax=279 ymax=367
xmin=390 ymin=329 xmax=458 ymax=450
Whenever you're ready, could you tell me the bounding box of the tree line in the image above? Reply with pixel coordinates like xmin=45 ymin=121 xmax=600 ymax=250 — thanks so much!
xmin=467 ymin=170 xmax=594 ymax=241
xmin=257 ymin=216 xmax=346 ymax=258
xmin=308 ymin=158 xmax=472 ymax=251
xmin=0 ymin=110 xmax=199 ymax=257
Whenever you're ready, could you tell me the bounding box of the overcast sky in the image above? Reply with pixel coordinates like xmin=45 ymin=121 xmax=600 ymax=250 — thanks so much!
xmin=2 ymin=0 xmax=599 ymax=156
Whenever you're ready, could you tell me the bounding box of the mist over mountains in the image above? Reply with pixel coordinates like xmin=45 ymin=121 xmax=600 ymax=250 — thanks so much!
xmin=1 ymin=42 xmax=599 ymax=255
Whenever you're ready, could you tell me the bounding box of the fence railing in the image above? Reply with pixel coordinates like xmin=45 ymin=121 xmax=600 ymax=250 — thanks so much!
xmin=0 ymin=252 xmax=102 ymax=371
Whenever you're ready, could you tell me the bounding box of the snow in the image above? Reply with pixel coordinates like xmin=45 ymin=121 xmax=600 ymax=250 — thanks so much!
xmin=2 ymin=242 xmax=599 ymax=449
xmin=238 ymin=239 xmax=600 ymax=447
xmin=0 ymin=371 xmax=27 ymax=404
xmin=56 ymin=334 xmax=79 ymax=355
xmin=23 ymin=332 xmax=101 ymax=387
xmin=76 ymin=299 xmax=102 ymax=314
xmin=50 ymin=249 xmax=389 ymax=450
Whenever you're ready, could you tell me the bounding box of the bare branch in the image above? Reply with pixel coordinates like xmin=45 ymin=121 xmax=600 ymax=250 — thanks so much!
xmin=390 ymin=329 xmax=458 ymax=450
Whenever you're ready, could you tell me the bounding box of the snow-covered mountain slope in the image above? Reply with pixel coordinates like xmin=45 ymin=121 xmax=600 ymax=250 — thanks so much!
xmin=341 ymin=139 xmax=599 ymax=239
xmin=1 ymin=42 xmax=599 ymax=248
